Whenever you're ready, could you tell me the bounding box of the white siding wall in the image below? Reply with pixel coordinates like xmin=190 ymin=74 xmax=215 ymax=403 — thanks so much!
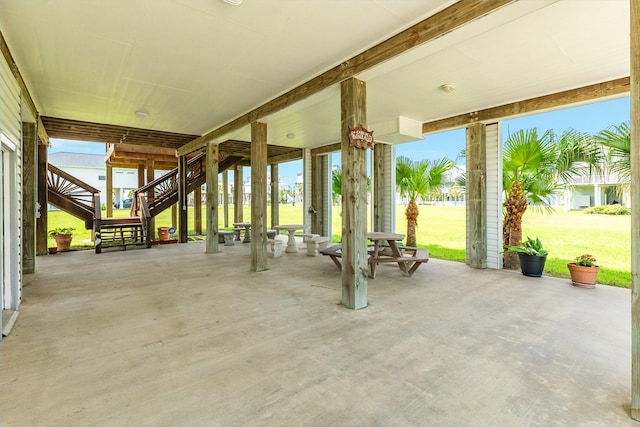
xmin=321 ymin=155 xmax=329 ymax=237
xmin=383 ymin=144 xmax=394 ymax=232
xmin=485 ymin=123 xmax=502 ymax=269
xmin=0 ymin=50 xmax=23 ymax=318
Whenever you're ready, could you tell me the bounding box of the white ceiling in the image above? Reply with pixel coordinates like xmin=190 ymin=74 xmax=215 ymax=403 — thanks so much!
xmin=0 ymin=0 xmax=630 ymax=150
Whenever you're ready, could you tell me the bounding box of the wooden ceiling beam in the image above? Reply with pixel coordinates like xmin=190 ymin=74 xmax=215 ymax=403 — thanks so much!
xmin=267 ymin=149 xmax=303 ymax=164
xmin=311 ymin=143 xmax=341 ymax=156
xmin=41 ymin=116 xmax=198 ymax=149
xmin=177 ymin=0 xmax=515 ymax=156
xmin=422 ymin=77 xmax=630 ymax=134
xmin=106 ymin=143 xmax=176 ymax=156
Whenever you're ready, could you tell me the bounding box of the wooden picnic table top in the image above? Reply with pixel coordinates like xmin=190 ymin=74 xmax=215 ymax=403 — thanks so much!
xmin=366 ymin=232 xmax=404 ymax=241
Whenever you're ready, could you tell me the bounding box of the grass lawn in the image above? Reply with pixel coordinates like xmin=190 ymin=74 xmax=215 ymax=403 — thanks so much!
xmin=47 ymin=204 xmax=632 ymax=288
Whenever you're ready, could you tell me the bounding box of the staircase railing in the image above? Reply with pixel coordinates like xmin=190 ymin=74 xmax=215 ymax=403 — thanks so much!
xmin=132 ymin=152 xmax=238 ymax=217
xmin=138 ymin=194 xmax=152 ymax=248
xmin=48 ymin=163 xmax=101 ymax=228
xmin=131 ymin=152 xmax=202 ymax=215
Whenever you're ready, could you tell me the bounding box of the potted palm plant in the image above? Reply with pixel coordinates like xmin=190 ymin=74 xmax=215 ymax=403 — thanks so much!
xmin=567 ymin=254 xmax=599 ymax=288
xmin=506 ymin=236 xmax=548 ymax=277
xmin=48 ymin=227 xmax=74 ymax=252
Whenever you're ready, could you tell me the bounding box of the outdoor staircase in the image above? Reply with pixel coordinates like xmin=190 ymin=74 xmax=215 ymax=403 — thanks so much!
xmin=48 ymin=164 xmax=150 ymax=253
xmin=48 ymin=151 xmax=242 ymax=254
xmin=131 ymin=152 xmax=242 ymax=218
xmin=47 ymin=164 xmax=99 ymax=230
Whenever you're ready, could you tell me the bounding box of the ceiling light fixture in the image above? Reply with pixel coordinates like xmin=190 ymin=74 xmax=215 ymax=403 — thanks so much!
xmin=287 ymin=132 xmax=296 ymax=139
xmin=440 ymin=84 xmax=455 ymax=93
xmin=223 ymin=0 xmax=243 ymax=5
xmin=135 ymin=110 xmax=149 ymax=119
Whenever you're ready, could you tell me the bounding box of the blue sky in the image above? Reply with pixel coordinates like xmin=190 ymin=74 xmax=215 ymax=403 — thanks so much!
xmin=49 ymin=96 xmax=630 ymax=185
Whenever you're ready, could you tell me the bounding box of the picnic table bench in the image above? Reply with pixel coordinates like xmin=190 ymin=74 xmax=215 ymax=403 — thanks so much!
xmin=320 ymin=244 xmax=429 ymax=278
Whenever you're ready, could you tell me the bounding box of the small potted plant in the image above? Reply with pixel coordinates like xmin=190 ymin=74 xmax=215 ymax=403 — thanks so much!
xmin=48 ymin=227 xmax=75 ymax=252
xmin=567 ymin=254 xmax=599 ymax=288
xmin=505 ymin=236 xmax=548 ymax=277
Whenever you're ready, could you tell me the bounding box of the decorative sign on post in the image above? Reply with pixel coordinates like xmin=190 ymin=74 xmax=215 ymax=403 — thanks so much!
xmin=348 ymin=125 xmax=374 ymax=150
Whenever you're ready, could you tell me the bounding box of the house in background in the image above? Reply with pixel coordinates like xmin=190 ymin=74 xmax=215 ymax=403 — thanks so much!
xmin=564 ymin=169 xmax=629 ymax=210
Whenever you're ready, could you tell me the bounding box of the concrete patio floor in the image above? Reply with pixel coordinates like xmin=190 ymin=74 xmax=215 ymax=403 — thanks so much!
xmin=1 ymin=240 xmax=636 ymax=426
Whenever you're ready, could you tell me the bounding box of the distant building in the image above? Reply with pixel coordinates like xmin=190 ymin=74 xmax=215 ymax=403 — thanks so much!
xmin=564 ymin=168 xmax=629 ymax=210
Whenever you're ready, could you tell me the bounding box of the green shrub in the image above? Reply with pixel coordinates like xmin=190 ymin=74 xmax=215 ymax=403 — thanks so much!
xmin=583 ymin=205 xmax=630 ymax=215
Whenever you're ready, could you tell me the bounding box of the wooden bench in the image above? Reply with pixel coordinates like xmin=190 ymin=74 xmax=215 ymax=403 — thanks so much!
xmin=95 ymin=217 xmax=146 ymax=253
xmin=320 ymin=244 xmax=429 ymax=277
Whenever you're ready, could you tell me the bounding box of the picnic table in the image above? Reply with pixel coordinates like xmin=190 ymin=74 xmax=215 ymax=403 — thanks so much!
xmin=320 ymin=232 xmax=429 ymax=278
xmin=233 ymin=222 xmax=251 ymax=243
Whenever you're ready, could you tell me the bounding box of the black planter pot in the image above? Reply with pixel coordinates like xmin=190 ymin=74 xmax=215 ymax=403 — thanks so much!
xmin=518 ymin=253 xmax=547 ymax=277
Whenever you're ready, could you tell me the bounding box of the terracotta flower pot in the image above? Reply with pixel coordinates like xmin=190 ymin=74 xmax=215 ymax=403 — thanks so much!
xmin=48 ymin=247 xmax=58 ymax=254
xmin=157 ymin=227 xmax=170 ymax=241
xmin=567 ymin=262 xmax=600 ymax=289
xmin=54 ymin=234 xmax=72 ymax=251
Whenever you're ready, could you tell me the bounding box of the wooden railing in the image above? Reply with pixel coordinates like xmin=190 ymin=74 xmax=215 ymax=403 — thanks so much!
xmin=131 ymin=152 xmax=205 ymax=215
xmin=48 ymin=163 xmax=100 ymax=211
xmin=48 ymin=163 xmax=101 ymax=228
xmin=131 ymin=152 xmax=239 ymax=218
xmin=138 ymin=194 xmax=152 ymax=248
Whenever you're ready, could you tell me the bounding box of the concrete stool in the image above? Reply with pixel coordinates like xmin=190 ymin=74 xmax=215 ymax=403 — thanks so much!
xmin=300 ymin=233 xmax=319 ymax=243
xmin=267 ymin=239 xmax=284 ymax=258
xmin=218 ymin=231 xmax=235 ymax=246
xmin=307 ymin=236 xmax=329 ymax=257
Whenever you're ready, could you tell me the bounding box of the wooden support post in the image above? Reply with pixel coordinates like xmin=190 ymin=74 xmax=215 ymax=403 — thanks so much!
xmin=106 ymin=164 xmax=113 ymax=217
xmin=466 ymin=123 xmax=487 ymax=269
xmin=177 ymin=155 xmax=188 ymax=243
xmin=205 ymin=142 xmax=219 ymax=254
xmin=234 ymin=165 xmax=243 ymax=223
xmin=251 ymin=122 xmax=268 ymax=272
xmin=341 ymin=77 xmax=368 ymax=310
xmin=630 ymin=0 xmax=640 ymax=420
xmin=270 ymin=163 xmax=279 ymax=228
xmin=22 ymin=122 xmax=36 ymax=273
xmin=194 ymin=184 xmax=202 ymax=235
xmin=36 ymin=143 xmax=48 ymax=256
xmin=172 ymin=203 xmax=178 ymax=230
xmin=137 ymin=164 xmax=145 ymax=188
xmin=146 ymin=159 xmax=155 ymax=238
xmin=311 ymin=154 xmax=327 ymax=235
xmin=373 ymin=143 xmax=393 ymax=233
xmin=223 ymin=170 xmax=229 ymax=228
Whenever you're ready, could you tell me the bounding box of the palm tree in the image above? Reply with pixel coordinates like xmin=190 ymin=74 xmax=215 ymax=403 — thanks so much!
xmin=502 ymin=128 xmax=602 ymax=268
xmin=593 ymin=121 xmax=630 ymax=184
xmin=331 ymin=168 xmax=370 ymax=205
xmin=396 ymin=156 xmax=453 ymax=247
xmin=331 ymin=169 xmax=342 ymax=205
